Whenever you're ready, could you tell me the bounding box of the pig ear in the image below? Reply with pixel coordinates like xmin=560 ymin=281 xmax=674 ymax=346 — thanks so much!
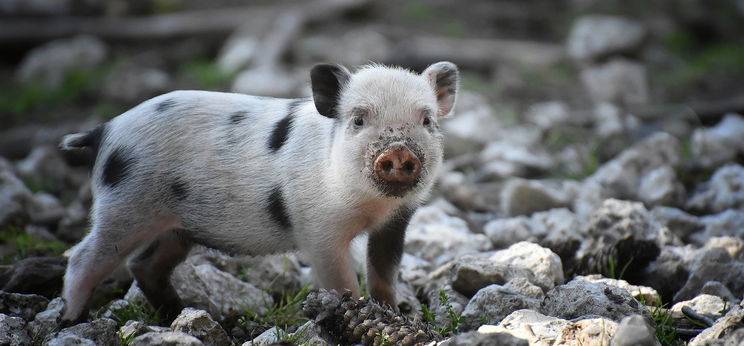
xmin=422 ymin=61 xmax=459 ymax=117
xmin=311 ymin=64 xmax=351 ymax=118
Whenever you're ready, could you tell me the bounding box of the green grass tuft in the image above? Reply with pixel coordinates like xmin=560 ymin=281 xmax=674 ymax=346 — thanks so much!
xmin=420 ymin=290 xmax=464 ymax=337
xmin=0 ymin=226 xmax=68 ymax=263
xmin=181 ymin=59 xmax=235 ymax=89
xmin=650 ymin=303 xmax=683 ymax=346
xmin=238 ymin=283 xmax=311 ymax=334
xmin=0 ymin=66 xmax=109 ymax=118
xmin=111 ymin=301 xmax=162 ymax=326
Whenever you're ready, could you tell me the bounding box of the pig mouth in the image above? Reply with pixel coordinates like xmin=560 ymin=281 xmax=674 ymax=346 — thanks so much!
xmin=372 ymin=179 xmax=420 ymax=198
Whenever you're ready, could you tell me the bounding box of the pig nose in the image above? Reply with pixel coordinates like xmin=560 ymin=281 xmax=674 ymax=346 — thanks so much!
xmin=374 ymin=145 xmax=422 ymax=184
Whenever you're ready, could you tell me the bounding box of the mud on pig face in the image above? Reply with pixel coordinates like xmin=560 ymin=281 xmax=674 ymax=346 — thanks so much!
xmin=311 ymin=62 xmax=459 ymax=199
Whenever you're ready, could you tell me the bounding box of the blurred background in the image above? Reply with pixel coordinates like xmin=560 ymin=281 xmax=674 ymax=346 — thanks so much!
xmin=2 ymin=1 xmax=744 ymax=344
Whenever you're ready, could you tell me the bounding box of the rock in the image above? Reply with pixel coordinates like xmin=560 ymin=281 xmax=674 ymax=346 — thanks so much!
xmin=586 ymin=199 xmax=675 ymax=246
xmin=451 ymin=255 xmax=538 ymax=297
xmin=103 ymin=64 xmax=170 ymax=103
xmin=478 ymin=309 xmax=570 ymax=346
xmin=98 ymin=299 xmax=131 ymax=321
xmin=17 ymin=35 xmax=108 ymax=88
xmin=405 ymin=206 xmax=491 ymax=266
xmin=242 ymin=326 xmax=281 ymax=346
xmin=671 ymin=294 xmax=727 ymax=320
xmin=700 ymin=281 xmax=739 ymax=303
xmin=479 ymin=139 xmax=554 ymax=175
xmin=231 ymin=67 xmax=298 ymax=97
xmin=687 ymin=164 xmax=744 ymax=213
xmin=674 ymin=247 xmax=744 ymax=302
xmin=578 ymin=275 xmax=661 ymax=306
xmin=441 ymin=92 xmax=502 ymax=146
xmin=171 ymin=262 xmax=272 ymax=320
xmin=217 ymin=36 xmax=259 ymax=74
xmin=131 ymin=331 xmax=204 ymax=346
xmin=123 ymin=282 xmax=149 ymax=307
xmin=484 ymin=216 xmax=535 ymax=248
xmin=27 ymin=297 xmax=65 ymax=338
xmin=442 ymin=330 xmax=528 ymax=346
xmin=503 ymin=277 xmax=545 ymax=300
xmin=593 ymin=102 xmax=640 ymax=138
xmin=399 ymin=253 xmax=432 ymax=285
xmin=16 ymin=146 xmax=70 ymax=191
xmin=702 ymin=328 xmax=744 ymax=346
xmin=691 ymin=114 xmax=744 ymax=168
xmin=171 ymin=308 xmax=230 ymax=346
xmin=651 ymin=206 xmax=703 ymax=241
xmin=1 ymin=256 xmax=66 ymax=298
xmin=484 ymin=208 xmax=583 ymax=249
xmin=232 ymin=253 xmax=303 ymax=296
xmin=118 ymin=320 xmax=157 ymax=341
xmin=638 ymin=166 xmax=678 ymax=206
xmin=27 ymin=192 xmax=66 ymax=226
xmin=525 ymin=101 xmax=570 ymax=130
xmin=703 ymin=236 xmax=744 ymax=260
xmin=610 ymin=314 xmax=660 ymax=346
xmin=575 ymin=132 xmax=680 ymax=218
xmin=689 ymin=305 xmax=744 ymax=346
xmin=540 ymin=278 xmax=642 ymax=321
xmin=640 ymin=246 xmax=695 ymax=303
xmin=489 ymin=242 xmax=564 ymax=290
xmin=56 ymin=318 xmax=119 ymax=346
xmin=0 ymin=122 xmax=89 ymax=160
xmin=581 ymin=58 xmax=648 ymax=106
xmin=296 ymin=30 xmax=391 ymax=67
xmin=45 ymin=334 xmax=96 ymax=346
xmin=0 ymin=167 xmax=32 ymax=227
xmin=0 ymin=313 xmax=31 ymax=346
xmin=0 ymin=290 xmax=49 ymax=320
xmin=460 ymin=285 xmax=540 ymax=330
xmin=56 ymin=201 xmax=89 ymax=242
xmin=288 ymin=320 xmax=324 ymax=346
xmin=553 ymin=317 xmax=619 ymax=345
xmin=567 ymin=15 xmax=646 ymax=61
xmin=695 ymin=210 xmax=744 ymax=245
xmin=499 ymin=179 xmax=576 ymax=217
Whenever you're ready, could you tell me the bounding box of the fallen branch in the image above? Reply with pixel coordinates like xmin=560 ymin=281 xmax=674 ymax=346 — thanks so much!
xmin=0 ymin=6 xmax=279 ymax=42
xmin=385 ymin=35 xmax=566 ymax=69
xmin=629 ymin=96 xmax=744 ymax=123
xmin=251 ymin=0 xmax=370 ymax=69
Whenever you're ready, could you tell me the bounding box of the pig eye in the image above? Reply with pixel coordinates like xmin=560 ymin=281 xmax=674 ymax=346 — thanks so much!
xmin=353 ymin=116 xmax=364 ymax=127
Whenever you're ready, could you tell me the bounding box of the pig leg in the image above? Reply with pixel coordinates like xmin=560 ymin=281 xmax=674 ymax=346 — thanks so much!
xmin=62 ymin=210 xmax=180 ymax=324
xmin=366 ymin=208 xmax=415 ymax=308
xmin=128 ymin=229 xmax=192 ymax=321
xmin=303 ymin=229 xmax=360 ymax=297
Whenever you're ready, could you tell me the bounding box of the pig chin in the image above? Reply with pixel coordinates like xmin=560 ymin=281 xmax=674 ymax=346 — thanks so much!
xmin=370 ymin=175 xmax=421 ymax=198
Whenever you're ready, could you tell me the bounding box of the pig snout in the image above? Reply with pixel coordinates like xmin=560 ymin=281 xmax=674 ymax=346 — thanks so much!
xmin=373 ymin=144 xmax=422 ymax=185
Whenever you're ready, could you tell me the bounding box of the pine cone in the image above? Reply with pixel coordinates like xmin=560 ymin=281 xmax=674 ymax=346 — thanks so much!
xmin=303 ymin=290 xmax=440 ymax=346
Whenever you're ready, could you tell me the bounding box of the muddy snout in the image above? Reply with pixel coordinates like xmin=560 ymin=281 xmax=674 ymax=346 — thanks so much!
xmin=374 ymin=144 xmax=422 ymax=186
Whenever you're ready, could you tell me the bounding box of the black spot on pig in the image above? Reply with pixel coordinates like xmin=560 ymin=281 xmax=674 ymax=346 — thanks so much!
xmin=171 ymin=179 xmax=188 ymax=200
xmin=156 ymin=99 xmax=176 ymax=113
xmin=229 ymin=111 xmax=248 ymax=125
xmin=268 ymin=115 xmax=292 ymax=152
xmin=102 ymin=147 xmax=136 ymax=188
xmin=267 ymin=186 xmax=291 ymax=230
